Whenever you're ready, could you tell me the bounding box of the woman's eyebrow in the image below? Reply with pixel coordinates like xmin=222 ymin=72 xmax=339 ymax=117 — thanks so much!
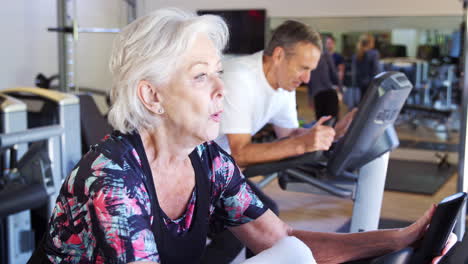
xmin=189 ymin=61 xmax=208 ymax=70
xmin=189 ymin=59 xmax=222 ymax=69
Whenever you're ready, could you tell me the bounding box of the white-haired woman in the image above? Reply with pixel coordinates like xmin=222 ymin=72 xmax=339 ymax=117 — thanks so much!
xmin=28 ymin=8 xmax=300 ymax=264
xmin=28 ymin=8 xmax=453 ymax=264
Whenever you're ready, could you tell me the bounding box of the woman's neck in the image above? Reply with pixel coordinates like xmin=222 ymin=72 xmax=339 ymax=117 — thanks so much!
xmin=139 ymin=127 xmax=195 ymax=169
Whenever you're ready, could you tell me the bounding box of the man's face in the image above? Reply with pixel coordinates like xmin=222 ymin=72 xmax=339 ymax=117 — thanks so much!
xmin=325 ymin=37 xmax=335 ymax=53
xmin=276 ymin=42 xmax=321 ymax=91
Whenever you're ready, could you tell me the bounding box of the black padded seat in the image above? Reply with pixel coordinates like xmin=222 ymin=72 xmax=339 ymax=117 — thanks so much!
xmin=77 ymin=93 xmax=113 ymax=154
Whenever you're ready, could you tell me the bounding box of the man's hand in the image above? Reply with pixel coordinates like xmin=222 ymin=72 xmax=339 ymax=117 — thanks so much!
xmin=297 ymin=116 xmax=335 ymax=153
xmin=334 ymin=108 xmax=358 ymax=140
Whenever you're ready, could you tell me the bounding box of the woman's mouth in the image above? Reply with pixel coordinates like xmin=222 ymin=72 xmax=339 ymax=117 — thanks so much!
xmin=210 ymin=110 xmax=223 ymax=122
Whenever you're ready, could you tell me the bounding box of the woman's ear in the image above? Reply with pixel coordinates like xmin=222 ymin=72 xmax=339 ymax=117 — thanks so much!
xmin=137 ymin=80 xmax=164 ymax=115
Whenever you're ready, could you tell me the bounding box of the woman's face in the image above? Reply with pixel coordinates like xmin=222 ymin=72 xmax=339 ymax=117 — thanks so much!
xmin=159 ymin=34 xmax=224 ymax=144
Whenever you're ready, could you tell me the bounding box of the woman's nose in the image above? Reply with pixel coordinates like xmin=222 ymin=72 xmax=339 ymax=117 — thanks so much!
xmin=213 ymin=77 xmax=225 ymax=99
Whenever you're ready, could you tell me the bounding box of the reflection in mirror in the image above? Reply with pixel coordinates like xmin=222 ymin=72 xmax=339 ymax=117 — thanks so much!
xmin=272 ymin=15 xmax=463 ymax=146
xmin=270 ymin=16 xmax=462 ymax=59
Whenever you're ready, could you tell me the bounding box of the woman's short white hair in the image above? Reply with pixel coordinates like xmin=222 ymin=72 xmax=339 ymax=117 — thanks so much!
xmin=108 ymin=8 xmax=229 ymax=134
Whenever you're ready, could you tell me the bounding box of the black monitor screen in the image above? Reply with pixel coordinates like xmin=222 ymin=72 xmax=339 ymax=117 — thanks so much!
xmin=327 ymin=72 xmax=413 ymax=177
xmin=197 ymin=9 xmax=266 ymax=54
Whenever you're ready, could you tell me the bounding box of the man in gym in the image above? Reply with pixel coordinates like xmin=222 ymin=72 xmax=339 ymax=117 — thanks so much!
xmin=203 ymin=20 xmax=356 ymax=263
xmin=215 ymin=20 xmax=356 ymax=167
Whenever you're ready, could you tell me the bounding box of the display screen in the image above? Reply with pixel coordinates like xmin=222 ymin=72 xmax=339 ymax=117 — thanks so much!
xmin=197 ymin=9 xmax=266 ymax=54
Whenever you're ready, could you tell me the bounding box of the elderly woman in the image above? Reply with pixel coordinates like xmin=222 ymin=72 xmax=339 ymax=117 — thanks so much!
xmin=29 ymin=8 xmax=452 ymax=264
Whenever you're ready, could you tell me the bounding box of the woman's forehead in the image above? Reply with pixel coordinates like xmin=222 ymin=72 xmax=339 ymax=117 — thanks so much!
xmin=187 ymin=59 xmax=222 ymax=70
xmin=183 ymin=35 xmax=221 ymax=67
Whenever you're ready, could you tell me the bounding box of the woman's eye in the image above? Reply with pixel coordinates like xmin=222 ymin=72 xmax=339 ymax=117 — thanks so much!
xmin=195 ymin=73 xmax=207 ymax=81
xmin=216 ymin=70 xmax=224 ymax=77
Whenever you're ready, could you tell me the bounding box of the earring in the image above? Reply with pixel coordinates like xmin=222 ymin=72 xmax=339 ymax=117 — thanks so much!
xmin=157 ymin=108 xmax=165 ymax=114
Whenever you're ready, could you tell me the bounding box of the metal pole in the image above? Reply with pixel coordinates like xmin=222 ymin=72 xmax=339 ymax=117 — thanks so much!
xmin=56 ymin=0 xmax=75 ymax=92
xmin=54 ymin=0 xmax=129 ymax=93
xmin=350 ymin=152 xmax=390 ymax=233
xmin=77 ymin=28 xmax=120 ymax=33
xmin=57 ymin=0 xmax=67 ymax=92
xmin=125 ymin=0 xmax=137 ymax=23
xmin=455 ymin=0 xmax=468 ymax=241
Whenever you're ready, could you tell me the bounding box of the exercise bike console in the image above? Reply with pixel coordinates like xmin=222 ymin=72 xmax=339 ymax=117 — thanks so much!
xmin=411 ymin=192 xmax=468 ymax=263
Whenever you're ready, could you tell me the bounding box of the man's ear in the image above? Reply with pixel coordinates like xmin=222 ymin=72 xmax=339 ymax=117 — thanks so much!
xmin=272 ymin=46 xmax=286 ymax=64
xmin=137 ymin=80 xmax=163 ymax=114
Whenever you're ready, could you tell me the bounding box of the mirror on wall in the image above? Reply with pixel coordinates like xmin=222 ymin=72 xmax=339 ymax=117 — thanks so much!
xmin=269 ymin=15 xmax=462 ymax=61
xmin=269 ymin=15 xmax=464 ymax=141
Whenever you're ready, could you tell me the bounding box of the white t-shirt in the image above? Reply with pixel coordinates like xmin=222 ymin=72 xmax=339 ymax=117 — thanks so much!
xmin=215 ymin=51 xmax=299 ymax=153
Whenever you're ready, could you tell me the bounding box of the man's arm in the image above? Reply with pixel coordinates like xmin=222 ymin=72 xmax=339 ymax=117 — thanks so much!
xmin=230 ymin=206 xmax=436 ymax=264
xmin=227 ymin=133 xmax=306 ymax=167
xmin=273 ymin=126 xmax=301 ymax=139
xmin=227 ymin=116 xmax=335 ymax=167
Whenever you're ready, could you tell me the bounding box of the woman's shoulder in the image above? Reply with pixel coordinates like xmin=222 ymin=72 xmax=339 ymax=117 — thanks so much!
xmin=67 ymin=131 xmax=145 ymax=196
xmin=89 ymin=131 xmax=138 ymax=166
xmin=195 ymin=141 xmax=239 ymax=179
xmin=196 ymin=142 xmax=241 ymax=195
xmin=196 ymin=141 xmax=235 ymax=163
xmin=47 ymin=134 xmax=154 ymax=263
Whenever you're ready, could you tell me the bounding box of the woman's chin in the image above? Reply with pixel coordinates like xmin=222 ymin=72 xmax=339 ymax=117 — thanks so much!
xmin=203 ymin=128 xmax=220 ymax=143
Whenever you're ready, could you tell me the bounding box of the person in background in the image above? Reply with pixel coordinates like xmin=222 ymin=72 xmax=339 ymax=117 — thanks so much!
xmin=306 ymin=48 xmax=341 ymax=120
xmin=325 ymin=35 xmax=345 ymax=89
xmin=352 ymin=33 xmax=382 ymax=100
xmin=216 ymin=21 xmax=355 ymax=168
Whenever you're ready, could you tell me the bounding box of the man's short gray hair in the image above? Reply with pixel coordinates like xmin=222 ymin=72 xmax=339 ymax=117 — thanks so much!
xmin=264 ymin=20 xmax=322 ymax=56
xmin=108 ymin=8 xmax=229 ymax=134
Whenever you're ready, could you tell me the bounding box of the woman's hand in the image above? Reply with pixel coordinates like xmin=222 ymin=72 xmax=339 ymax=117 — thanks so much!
xmin=431 ymin=233 xmax=457 ymax=264
xmin=400 ymin=205 xmax=458 ymax=263
xmin=397 ymin=205 xmax=436 ymax=249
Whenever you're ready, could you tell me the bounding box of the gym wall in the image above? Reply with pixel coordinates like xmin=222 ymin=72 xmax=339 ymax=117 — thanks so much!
xmin=0 ymin=1 xmax=57 ymax=90
xmin=1 ymin=0 xmax=463 ymax=94
xmin=138 ymin=0 xmax=462 ymax=17
xmin=0 ymin=0 xmax=126 ymax=93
